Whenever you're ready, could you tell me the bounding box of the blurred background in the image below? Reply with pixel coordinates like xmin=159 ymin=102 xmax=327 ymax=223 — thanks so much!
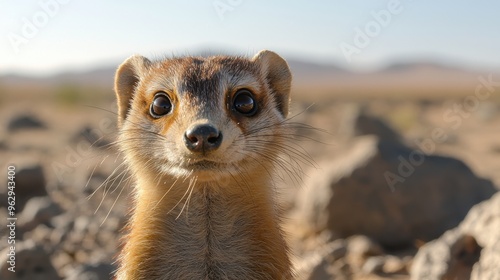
xmin=1 ymin=1 xmax=499 ymax=279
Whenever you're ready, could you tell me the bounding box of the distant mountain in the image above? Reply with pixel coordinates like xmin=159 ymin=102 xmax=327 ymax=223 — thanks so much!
xmin=52 ymin=68 xmax=116 ymax=88
xmin=379 ymin=60 xmax=474 ymax=73
xmin=287 ymin=59 xmax=348 ymax=75
xmin=289 ymin=60 xmax=494 ymax=99
xmin=1 ymin=58 xmax=496 ymax=100
xmin=0 ymin=67 xmax=116 ymax=89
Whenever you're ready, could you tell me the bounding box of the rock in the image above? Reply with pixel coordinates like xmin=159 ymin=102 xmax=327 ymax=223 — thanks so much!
xmin=23 ymin=224 xmax=51 ymax=244
xmin=307 ymin=258 xmax=332 ymax=280
xmin=293 ymin=135 xmax=497 ymax=247
xmin=18 ymin=196 xmax=62 ymax=232
xmin=347 ymin=235 xmax=384 ymax=273
xmin=326 ymin=240 xmax=348 ymax=261
xmin=347 ymin=235 xmax=384 ymax=259
xmin=0 ymin=240 xmax=60 ymax=280
xmin=51 ymin=212 xmax=75 ymax=232
xmin=50 ymin=228 xmax=67 ymax=246
xmin=409 ymin=226 xmax=475 ymax=279
xmin=298 ymin=257 xmax=353 ymax=280
xmin=51 ymin=252 xmax=73 ymax=277
xmin=74 ymin=216 xmax=91 ymax=233
xmin=7 ymin=115 xmax=46 ymax=132
xmin=49 ymin=213 xmax=74 ymax=250
xmin=362 ymin=256 xmax=385 ymax=274
xmin=66 ymin=263 xmax=115 ymax=280
xmin=12 ymin=164 xmax=48 ymax=211
xmin=411 ymin=192 xmax=500 ymax=280
xmin=71 ymin=125 xmax=110 ymax=149
xmin=354 ymin=113 xmax=402 ymax=144
xmin=294 ymin=239 xmax=348 ymax=280
xmin=0 ymin=139 xmax=7 ymax=150
xmin=361 ymin=255 xmax=408 ymax=275
xmin=445 ymin=234 xmax=482 ymax=280
xmin=328 ymin=260 xmax=352 ymax=280
xmin=383 ymin=255 xmax=408 ymax=274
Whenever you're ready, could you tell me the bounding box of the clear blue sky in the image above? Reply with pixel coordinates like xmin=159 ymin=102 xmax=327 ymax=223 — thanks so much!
xmin=1 ymin=0 xmax=500 ymax=76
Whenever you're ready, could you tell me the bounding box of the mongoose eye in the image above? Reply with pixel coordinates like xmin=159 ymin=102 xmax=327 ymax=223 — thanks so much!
xmin=150 ymin=92 xmax=173 ymax=118
xmin=233 ymin=89 xmax=257 ymax=116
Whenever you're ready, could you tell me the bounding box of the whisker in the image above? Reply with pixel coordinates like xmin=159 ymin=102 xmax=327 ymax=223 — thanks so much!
xmin=110 ymin=167 xmax=131 ymax=194
xmin=88 ymin=161 xmax=127 ymax=200
xmin=154 ymin=176 xmax=181 ymax=209
xmin=244 ymin=139 xmax=317 ymax=168
xmin=81 ymin=104 xmax=152 ymax=131
xmin=167 ymin=171 xmax=194 ymax=217
xmin=94 ymin=167 xmax=128 ymax=214
xmin=174 ymin=176 xmax=196 ymax=220
xmin=100 ymin=177 xmax=126 ymax=227
xmin=180 ymin=177 xmax=197 ymax=220
xmin=84 ymin=155 xmax=110 ymax=190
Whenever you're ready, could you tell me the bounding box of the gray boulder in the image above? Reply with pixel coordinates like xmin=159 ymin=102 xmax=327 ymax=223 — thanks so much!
xmin=7 ymin=115 xmax=46 ymax=132
xmin=294 ymin=135 xmax=496 ymax=247
xmin=71 ymin=125 xmax=111 ymax=149
xmin=0 ymin=241 xmax=60 ymax=280
xmin=6 ymin=164 xmax=48 ymax=212
xmin=295 ymin=239 xmax=349 ymax=280
xmin=411 ymin=192 xmax=500 ymax=280
xmin=18 ymin=196 xmax=62 ymax=233
xmin=354 ymin=112 xmax=402 ymax=144
xmin=66 ymin=263 xmax=115 ymax=280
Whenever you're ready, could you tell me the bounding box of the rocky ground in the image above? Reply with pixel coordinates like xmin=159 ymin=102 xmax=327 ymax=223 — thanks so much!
xmin=0 ymin=96 xmax=499 ymax=279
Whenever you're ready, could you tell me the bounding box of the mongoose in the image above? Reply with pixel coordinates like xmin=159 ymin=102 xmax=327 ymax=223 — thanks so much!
xmin=114 ymin=50 xmax=294 ymax=279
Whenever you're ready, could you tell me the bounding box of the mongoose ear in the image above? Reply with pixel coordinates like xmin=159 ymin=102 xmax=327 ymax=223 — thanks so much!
xmin=252 ymin=50 xmax=292 ymax=117
xmin=114 ymin=55 xmax=151 ymax=127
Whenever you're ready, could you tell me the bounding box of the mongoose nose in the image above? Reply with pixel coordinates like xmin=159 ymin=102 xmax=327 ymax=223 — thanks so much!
xmin=184 ymin=124 xmax=222 ymax=153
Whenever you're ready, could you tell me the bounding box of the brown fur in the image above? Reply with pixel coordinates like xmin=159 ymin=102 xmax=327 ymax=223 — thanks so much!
xmin=114 ymin=50 xmax=293 ymax=279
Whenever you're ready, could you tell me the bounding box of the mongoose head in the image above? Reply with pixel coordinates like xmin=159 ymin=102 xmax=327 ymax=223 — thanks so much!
xmin=114 ymin=50 xmax=292 ymax=183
